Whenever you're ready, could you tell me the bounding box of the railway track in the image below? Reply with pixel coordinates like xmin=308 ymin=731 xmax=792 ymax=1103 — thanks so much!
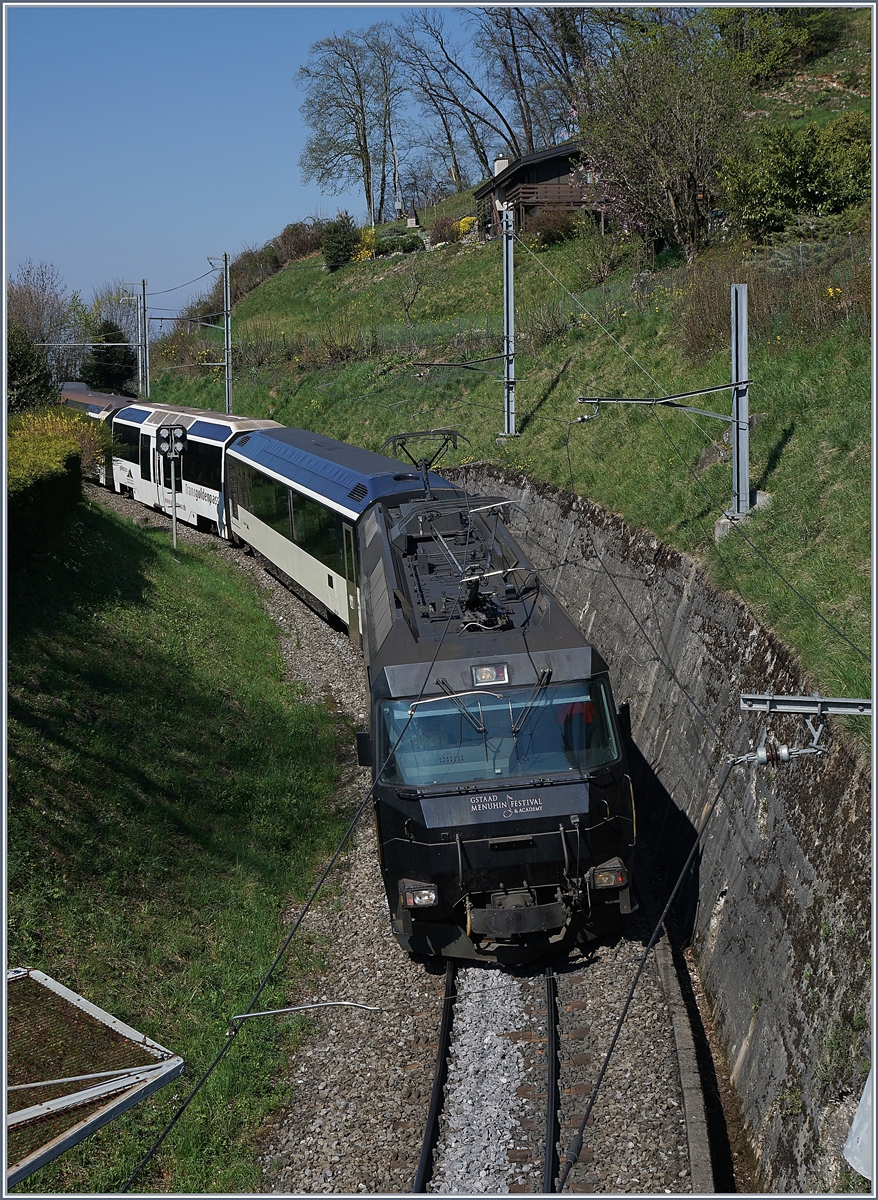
xmin=413 ymin=906 xmax=703 ymax=1194
xmin=86 ymin=486 xmax=712 ymax=1195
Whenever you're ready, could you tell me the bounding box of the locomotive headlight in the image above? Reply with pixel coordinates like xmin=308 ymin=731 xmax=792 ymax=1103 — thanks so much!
xmin=472 ymin=662 xmax=509 ymax=687
xmin=592 ymin=860 xmax=628 ymax=889
xmin=400 ymin=881 xmax=438 ymax=908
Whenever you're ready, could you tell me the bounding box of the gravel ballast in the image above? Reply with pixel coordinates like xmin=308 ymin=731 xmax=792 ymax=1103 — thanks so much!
xmin=85 ymin=485 xmax=704 ymax=1194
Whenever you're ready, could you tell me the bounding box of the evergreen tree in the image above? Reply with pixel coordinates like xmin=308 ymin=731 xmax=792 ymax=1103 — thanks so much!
xmin=6 ymin=325 xmax=58 ymax=413
xmin=321 ymin=212 xmax=360 ymax=271
xmin=80 ymin=321 xmax=137 ymax=395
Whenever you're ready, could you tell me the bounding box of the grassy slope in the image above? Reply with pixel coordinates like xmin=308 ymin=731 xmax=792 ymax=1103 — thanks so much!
xmin=8 ymin=504 xmax=347 ymax=1192
xmin=152 ymin=237 xmax=871 ymax=722
xmin=148 ymin=14 xmax=871 ymax=729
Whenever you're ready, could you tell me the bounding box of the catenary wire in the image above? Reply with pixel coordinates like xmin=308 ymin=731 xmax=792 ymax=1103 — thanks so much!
xmin=512 ymin=232 xmax=725 ymax=450
xmin=647 ymin=406 xmax=870 ymax=664
xmin=557 ymin=761 xmax=734 ymax=1191
xmin=121 ymin=575 xmax=468 ymax=1191
xmin=515 ymin=236 xmax=869 ymax=665
xmin=145 ymin=269 xmax=219 ymax=297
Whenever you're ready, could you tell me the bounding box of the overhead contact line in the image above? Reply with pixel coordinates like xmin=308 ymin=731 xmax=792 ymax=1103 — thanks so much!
xmin=122 ymin=579 xmax=469 ymax=1192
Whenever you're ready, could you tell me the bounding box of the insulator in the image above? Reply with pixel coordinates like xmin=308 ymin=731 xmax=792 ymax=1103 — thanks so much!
xmin=756 ymin=743 xmax=790 ymax=765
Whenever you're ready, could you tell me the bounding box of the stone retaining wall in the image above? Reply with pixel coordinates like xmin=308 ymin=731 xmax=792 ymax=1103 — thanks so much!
xmin=449 ymin=464 xmax=871 ymax=1191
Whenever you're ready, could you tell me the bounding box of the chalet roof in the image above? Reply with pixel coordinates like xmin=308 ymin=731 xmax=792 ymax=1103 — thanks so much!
xmin=473 ymin=139 xmax=582 ymax=200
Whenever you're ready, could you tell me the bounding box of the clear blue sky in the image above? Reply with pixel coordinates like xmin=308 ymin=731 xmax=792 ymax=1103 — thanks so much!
xmin=5 ymin=4 xmax=463 ymax=319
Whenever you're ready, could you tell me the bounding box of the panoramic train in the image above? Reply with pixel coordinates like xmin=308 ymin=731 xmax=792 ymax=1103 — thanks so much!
xmin=62 ymin=384 xmax=636 ymax=963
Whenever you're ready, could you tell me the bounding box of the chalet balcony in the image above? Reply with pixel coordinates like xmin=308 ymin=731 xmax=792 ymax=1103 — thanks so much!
xmin=505 ymin=182 xmax=588 ymax=209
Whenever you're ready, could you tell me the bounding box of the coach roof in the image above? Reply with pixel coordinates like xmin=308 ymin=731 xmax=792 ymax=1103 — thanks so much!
xmin=226 ymin=426 xmax=450 ymax=519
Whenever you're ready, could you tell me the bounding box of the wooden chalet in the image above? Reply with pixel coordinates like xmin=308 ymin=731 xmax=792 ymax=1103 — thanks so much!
xmin=473 ymin=140 xmax=592 ymax=237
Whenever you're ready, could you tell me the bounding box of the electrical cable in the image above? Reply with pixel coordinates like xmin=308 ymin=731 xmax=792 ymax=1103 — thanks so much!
xmin=647 ymin=407 xmax=870 ymax=664
xmin=121 ymin=571 xmax=468 ymax=1192
xmin=146 ymin=269 xmax=219 ymax=297
xmin=512 ymin=232 xmax=726 ymax=452
xmin=522 ymin=244 xmax=870 ymax=666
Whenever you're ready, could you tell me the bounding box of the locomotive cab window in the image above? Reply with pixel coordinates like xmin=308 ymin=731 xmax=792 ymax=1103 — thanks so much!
xmin=379 ymin=678 xmax=618 ymax=787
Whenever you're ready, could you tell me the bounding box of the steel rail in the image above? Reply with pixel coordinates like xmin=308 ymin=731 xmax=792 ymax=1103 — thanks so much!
xmin=412 ymin=960 xmax=457 ymax=1193
xmin=543 ymin=965 xmax=561 ymax=1193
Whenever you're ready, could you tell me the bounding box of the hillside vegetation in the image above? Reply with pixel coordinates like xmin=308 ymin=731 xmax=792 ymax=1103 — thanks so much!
xmin=7 ymin=507 xmax=347 ymax=1191
xmin=149 ymin=9 xmax=871 ymax=740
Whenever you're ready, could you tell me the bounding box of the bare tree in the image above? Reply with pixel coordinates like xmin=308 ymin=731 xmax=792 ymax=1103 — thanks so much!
xmin=575 ymin=21 xmax=746 ymax=261
xmin=392 ymin=250 xmax=444 ymax=327
xmin=89 ymin=280 xmax=141 ymax=346
xmin=397 ymin=11 xmax=526 ymax=171
xmin=297 ymin=23 xmax=406 ymax=226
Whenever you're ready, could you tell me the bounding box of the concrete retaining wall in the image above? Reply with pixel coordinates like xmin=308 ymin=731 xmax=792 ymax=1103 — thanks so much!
xmin=450 ymin=464 xmax=871 ymax=1191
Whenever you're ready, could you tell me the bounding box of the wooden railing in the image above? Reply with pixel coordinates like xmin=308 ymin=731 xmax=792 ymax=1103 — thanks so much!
xmin=506 ymin=182 xmax=587 ymax=208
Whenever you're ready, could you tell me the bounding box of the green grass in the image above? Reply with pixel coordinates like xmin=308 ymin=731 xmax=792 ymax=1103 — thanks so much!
xmin=150 ymin=242 xmax=871 ymax=741
xmin=7 ymin=501 xmax=348 ymax=1192
xmin=746 ymin=7 xmax=871 ymax=128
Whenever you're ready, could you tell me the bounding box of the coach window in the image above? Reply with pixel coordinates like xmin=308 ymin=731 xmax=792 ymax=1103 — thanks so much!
xmin=183 ymin=441 xmax=222 ymax=491
xmin=113 ymin=423 xmax=140 ymax=464
xmin=291 ymin=495 xmax=343 ymax=573
xmin=139 ymin=433 xmax=152 ymax=482
xmin=250 ymin=469 xmax=293 ymax=539
xmin=227 ymin=459 xmax=250 ymax=519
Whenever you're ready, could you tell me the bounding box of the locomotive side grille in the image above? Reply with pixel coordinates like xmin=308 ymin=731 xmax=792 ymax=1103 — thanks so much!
xmin=348 ymin=482 xmax=369 ymax=502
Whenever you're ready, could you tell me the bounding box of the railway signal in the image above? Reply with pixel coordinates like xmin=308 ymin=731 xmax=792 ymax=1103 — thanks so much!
xmin=157 ymin=426 xmax=186 ymax=456
xmin=156 ymin=425 xmax=187 ymax=548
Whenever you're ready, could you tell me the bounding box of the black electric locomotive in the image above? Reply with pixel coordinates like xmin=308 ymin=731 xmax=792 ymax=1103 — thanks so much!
xmin=74 ymin=389 xmax=635 ymax=964
xmin=356 ymin=454 xmax=635 ymax=964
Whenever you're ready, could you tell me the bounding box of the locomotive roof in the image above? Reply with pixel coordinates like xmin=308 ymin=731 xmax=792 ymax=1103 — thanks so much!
xmin=226 ymin=427 xmax=450 ymax=520
xmin=361 ymin=493 xmax=608 ymax=697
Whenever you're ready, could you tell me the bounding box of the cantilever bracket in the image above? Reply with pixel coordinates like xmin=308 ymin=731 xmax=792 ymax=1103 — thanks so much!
xmin=730 ymin=692 xmax=871 ymax=766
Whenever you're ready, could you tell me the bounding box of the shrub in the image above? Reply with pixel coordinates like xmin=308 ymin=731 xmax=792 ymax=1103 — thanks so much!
xmin=525 ymin=208 xmax=579 ymax=248
xmin=353 ymin=227 xmax=379 ymax=262
xmin=229 ymin=244 xmax=282 ymax=305
xmin=10 ymin=407 xmax=112 ymax=476
xmin=520 ymin=300 xmax=573 ymax=348
xmin=321 ymin=212 xmax=360 ymax=271
xmin=678 ymin=236 xmax=871 ymax=360
xmin=8 ymin=430 xmax=81 ymax=561
xmin=274 ymin=218 xmax=328 ymax=264
xmin=427 ymin=215 xmax=461 ymax=246
xmin=455 ymin=215 xmax=477 ymax=239
xmin=380 ymin=233 xmax=424 ymax=256
xmin=720 ymin=111 xmax=871 ymax=241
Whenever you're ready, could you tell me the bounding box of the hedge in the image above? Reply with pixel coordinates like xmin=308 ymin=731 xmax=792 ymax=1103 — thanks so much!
xmin=8 ymin=432 xmax=82 ymax=562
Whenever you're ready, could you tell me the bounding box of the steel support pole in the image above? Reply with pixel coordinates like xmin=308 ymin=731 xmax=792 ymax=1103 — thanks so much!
xmin=134 ymin=295 xmax=143 ymax=396
xmin=731 ymin=284 xmax=749 ymax=516
xmin=223 ymin=252 xmax=233 ymax=415
xmin=502 ymin=206 xmax=516 ymax=436
xmin=170 ymin=457 xmax=178 ymax=550
xmin=141 ymin=280 xmax=150 ymax=398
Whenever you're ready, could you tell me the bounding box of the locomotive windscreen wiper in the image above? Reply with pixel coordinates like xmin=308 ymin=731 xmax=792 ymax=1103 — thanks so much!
xmin=511 ymin=668 xmax=553 ymax=734
xmin=435 ymin=679 xmax=486 ymax=733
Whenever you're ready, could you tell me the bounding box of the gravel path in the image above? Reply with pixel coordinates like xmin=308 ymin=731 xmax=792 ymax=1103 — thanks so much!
xmin=85 ymin=486 xmax=703 ymax=1194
